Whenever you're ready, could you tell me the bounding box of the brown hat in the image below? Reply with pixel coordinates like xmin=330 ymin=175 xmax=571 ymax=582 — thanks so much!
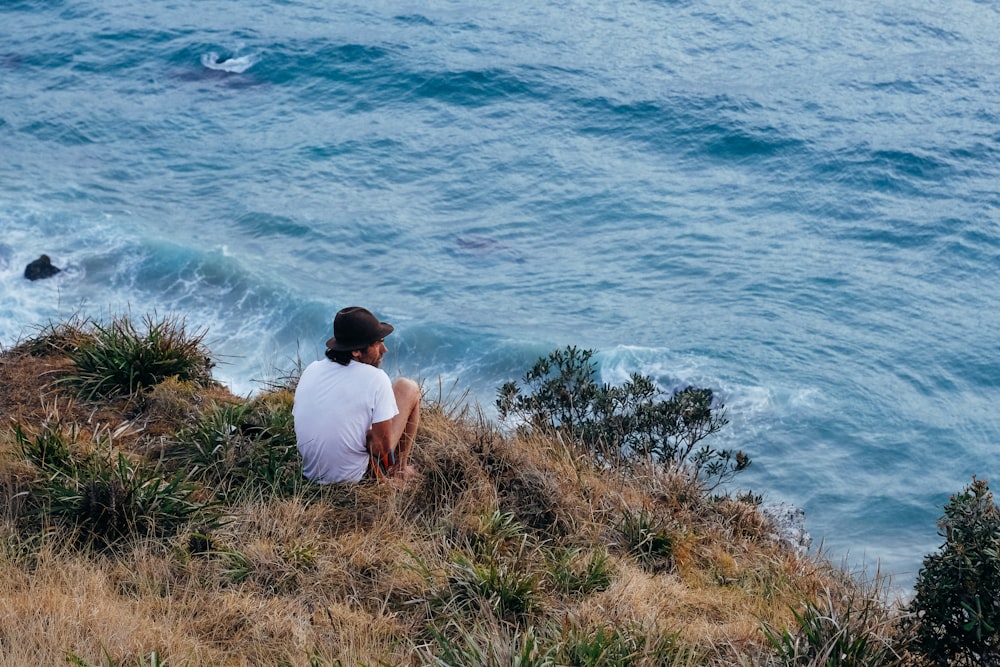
xmin=326 ymin=307 xmax=394 ymax=351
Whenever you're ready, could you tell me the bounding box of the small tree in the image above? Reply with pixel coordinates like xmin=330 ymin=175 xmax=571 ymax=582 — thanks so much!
xmin=903 ymin=476 xmax=1000 ymax=666
xmin=497 ymin=346 xmax=748 ymax=488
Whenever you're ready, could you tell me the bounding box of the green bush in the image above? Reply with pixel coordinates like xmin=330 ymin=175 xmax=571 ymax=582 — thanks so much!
xmin=497 ymin=346 xmax=748 ymax=488
xmin=60 ymin=314 xmax=214 ymax=400
xmin=902 ymin=476 xmax=1000 ymax=665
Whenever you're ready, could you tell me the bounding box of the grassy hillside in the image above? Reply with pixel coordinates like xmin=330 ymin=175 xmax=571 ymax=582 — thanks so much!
xmin=0 ymin=315 xmax=905 ymax=666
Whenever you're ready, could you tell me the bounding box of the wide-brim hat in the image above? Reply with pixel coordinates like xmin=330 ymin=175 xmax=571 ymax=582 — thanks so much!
xmin=326 ymin=306 xmax=394 ymax=352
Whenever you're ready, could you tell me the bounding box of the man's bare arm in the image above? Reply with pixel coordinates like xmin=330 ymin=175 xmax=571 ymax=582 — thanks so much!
xmin=367 ymin=419 xmax=394 ymax=460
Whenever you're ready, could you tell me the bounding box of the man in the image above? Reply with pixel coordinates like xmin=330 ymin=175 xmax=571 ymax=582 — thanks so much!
xmin=293 ymin=306 xmax=420 ymax=484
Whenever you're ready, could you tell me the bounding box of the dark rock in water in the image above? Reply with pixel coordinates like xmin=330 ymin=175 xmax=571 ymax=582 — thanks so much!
xmin=24 ymin=254 xmax=61 ymax=280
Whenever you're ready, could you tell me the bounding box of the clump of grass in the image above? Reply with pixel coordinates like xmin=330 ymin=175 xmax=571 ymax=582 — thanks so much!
xmin=165 ymin=391 xmax=302 ymax=501
xmin=433 ymin=510 xmax=545 ymax=626
xmin=425 ymin=618 xmax=694 ymax=667
xmin=463 ymin=509 xmax=527 ymax=557
xmin=426 ymin=622 xmax=552 ymax=667
xmin=142 ymin=376 xmax=201 ymax=426
xmin=14 ymin=420 xmax=75 ymax=474
xmin=66 ymin=648 xmax=168 ymax=667
xmin=447 ymin=551 xmax=542 ymax=624
xmin=406 ymin=403 xmax=499 ymax=520
xmin=762 ymin=575 xmax=904 ymax=667
xmin=13 ymin=421 xmax=217 ymax=550
xmin=60 ymin=313 xmax=213 ymax=401
xmin=4 ymin=315 xmax=91 ymax=358
xmin=619 ymin=508 xmax=677 ymax=572
xmin=555 ymin=622 xmax=687 ymax=666
xmin=550 ymin=547 xmax=615 ymax=596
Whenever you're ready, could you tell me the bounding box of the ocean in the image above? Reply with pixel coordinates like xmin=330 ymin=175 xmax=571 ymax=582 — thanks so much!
xmin=3 ymin=0 xmax=1000 ymax=591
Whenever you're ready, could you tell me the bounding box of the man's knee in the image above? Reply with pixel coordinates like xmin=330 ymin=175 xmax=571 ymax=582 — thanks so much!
xmin=393 ymin=377 xmax=421 ymax=411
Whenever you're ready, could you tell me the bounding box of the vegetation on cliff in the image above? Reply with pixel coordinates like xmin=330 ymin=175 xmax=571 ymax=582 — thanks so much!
xmin=0 ymin=313 xmax=992 ymax=665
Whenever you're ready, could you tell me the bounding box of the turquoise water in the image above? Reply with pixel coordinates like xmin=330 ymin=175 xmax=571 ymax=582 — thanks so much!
xmin=4 ymin=0 xmax=1000 ymax=589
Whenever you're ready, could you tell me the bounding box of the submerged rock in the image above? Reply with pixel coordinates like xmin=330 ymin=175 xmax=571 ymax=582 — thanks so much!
xmin=24 ymin=254 xmax=61 ymax=280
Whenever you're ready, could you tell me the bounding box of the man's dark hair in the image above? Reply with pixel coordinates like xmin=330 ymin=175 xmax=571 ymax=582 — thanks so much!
xmin=325 ymin=348 xmax=354 ymax=366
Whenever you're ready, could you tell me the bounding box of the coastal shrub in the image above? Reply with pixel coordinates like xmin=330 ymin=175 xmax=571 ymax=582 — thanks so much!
xmin=15 ymin=422 xmax=215 ymax=549
xmin=901 ymin=476 xmax=1000 ymax=666
xmin=60 ymin=314 xmax=213 ymax=400
xmin=496 ymin=346 xmax=748 ymax=488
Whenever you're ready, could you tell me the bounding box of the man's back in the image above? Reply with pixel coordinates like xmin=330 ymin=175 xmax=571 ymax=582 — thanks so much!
xmin=292 ymin=358 xmax=398 ymax=483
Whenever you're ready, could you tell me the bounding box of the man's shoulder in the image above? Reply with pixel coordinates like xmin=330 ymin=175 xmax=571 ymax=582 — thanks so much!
xmin=301 ymin=359 xmax=388 ymax=380
xmin=297 ymin=358 xmax=345 ymax=385
xmin=303 ymin=358 xmax=327 ymax=371
xmin=300 ymin=358 xmax=334 ymax=377
xmin=347 ymin=361 xmax=392 ymax=383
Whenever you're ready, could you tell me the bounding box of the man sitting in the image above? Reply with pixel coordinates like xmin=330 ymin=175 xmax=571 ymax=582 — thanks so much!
xmin=293 ymin=306 xmax=420 ymax=483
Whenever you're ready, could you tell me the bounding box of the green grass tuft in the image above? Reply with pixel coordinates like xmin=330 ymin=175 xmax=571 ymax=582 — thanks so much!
xmin=60 ymin=313 xmax=213 ymax=401
xmin=619 ymin=508 xmax=676 ymax=571
xmin=14 ymin=421 xmax=219 ymax=550
xmin=167 ymin=395 xmax=303 ymax=501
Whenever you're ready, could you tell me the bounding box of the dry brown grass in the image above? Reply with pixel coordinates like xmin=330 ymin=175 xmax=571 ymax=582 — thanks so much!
xmin=0 ymin=326 xmax=891 ymax=666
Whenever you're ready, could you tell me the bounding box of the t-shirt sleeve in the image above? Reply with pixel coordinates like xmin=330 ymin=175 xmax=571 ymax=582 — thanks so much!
xmin=371 ymin=370 xmax=400 ymax=424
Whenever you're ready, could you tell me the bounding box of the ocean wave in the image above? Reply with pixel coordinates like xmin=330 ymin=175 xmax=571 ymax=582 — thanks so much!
xmin=409 ymin=67 xmax=543 ymax=107
xmin=572 ymin=94 xmax=804 ymax=161
xmin=0 ymin=243 xmax=11 ymax=271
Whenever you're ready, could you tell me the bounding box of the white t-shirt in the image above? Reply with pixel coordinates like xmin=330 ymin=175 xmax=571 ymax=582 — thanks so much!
xmin=292 ymin=358 xmax=399 ymax=483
